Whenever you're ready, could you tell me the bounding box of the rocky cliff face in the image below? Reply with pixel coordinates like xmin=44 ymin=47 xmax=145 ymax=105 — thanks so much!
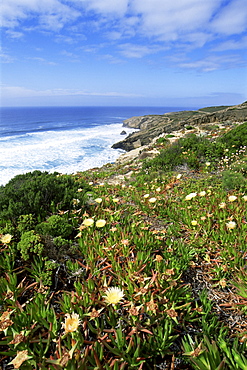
xmin=112 ymin=102 xmax=247 ymax=151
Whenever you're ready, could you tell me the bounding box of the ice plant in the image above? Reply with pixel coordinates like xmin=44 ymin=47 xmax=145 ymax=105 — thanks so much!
xmin=103 ymin=287 xmax=124 ymax=305
xmin=228 ymin=195 xmax=237 ymax=202
xmin=83 ymin=218 xmax=94 ymax=227
xmin=95 ymin=198 xmax=103 ymax=204
xmin=226 ymin=221 xmax=236 ymax=230
xmin=185 ymin=192 xmax=197 ymax=200
xmin=1 ymin=234 xmax=12 ymax=244
xmin=96 ymin=219 xmax=106 ymax=228
xmin=62 ymin=313 xmax=81 ymax=334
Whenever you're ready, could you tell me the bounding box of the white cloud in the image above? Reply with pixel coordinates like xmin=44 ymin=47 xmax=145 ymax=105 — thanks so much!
xmin=0 ymin=49 xmax=14 ymax=63
xmin=27 ymin=57 xmax=57 ymax=65
xmin=213 ymin=36 xmax=247 ymax=51
xmin=130 ymin=0 xmax=219 ymax=41
xmin=211 ymin=0 xmax=247 ymax=35
xmin=179 ymin=54 xmax=246 ymax=72
xmin=72 ymin=0 xmax=129 ymax=16
xmin=118 ymin=43 xmax=163 ymax=58
xmin=1 ymin=85 xmax=141 ymax=98
xmin=1 ymin=0 xmax=80 ymax=30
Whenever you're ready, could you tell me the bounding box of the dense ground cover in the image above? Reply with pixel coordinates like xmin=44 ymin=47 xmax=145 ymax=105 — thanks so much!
xmin=0 ymin=122 xmax=247 ymax=369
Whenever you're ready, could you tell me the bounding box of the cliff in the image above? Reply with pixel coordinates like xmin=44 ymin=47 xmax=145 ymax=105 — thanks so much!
xmin=112 ymin=101 xmax=247 ymax=151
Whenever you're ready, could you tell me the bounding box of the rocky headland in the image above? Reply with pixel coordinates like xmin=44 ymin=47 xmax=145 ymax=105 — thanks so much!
xmin=112 ymin=101 xmax=247 ymax=152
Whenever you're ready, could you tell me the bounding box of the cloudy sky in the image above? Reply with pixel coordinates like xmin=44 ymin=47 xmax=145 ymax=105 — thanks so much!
xmin=1 ymin=0 xmax=247 ymax=107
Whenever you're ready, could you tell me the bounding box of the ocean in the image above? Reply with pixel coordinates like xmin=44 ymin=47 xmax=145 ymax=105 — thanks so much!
xmin=0 ymin=106 xmax=193 ymax=186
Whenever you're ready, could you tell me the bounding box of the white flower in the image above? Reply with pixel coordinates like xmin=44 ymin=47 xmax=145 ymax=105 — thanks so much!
xmin=103 ymin=287 xmax=124 ymax=305
xmin=226 ymin=221 xmax=236 ymax=230
xmin=143 ymin=194 xmax=150 ymax=198
xmin=149 ymin=197 xmax=157 ymax=203
xmin=96 ymin=219 xmax=106 ymax=228
xmin=205 ymin=162 xmax=211 ymax=167
xmin=176 ymin=174 xmax=182 ymax=179
xmin=95 ymin=198 xmax=103 ymax=204
xmin=1 ymin=234 xmax=12 ymax=244
xmin=185 ymin=192 xmax=197 ymax=200
xmin=62 ymin=313 xmax=81 ymax=334
xmin=199 ymin=191 xmax=206 ymax=197
xmin=191 ymin=220 xmax=198 ymax=226
xmin=83 ymin=218 xmax=94 ymax=227
xmin=228 ymin=195 xmax=237 ymax=202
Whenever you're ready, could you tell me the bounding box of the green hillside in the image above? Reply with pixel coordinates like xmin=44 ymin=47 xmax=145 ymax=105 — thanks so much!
xmin=0 ymin=121 xmax=247 ymax=369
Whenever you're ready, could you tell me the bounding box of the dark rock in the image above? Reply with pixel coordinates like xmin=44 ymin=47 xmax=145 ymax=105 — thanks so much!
xmin=120 ymin=130 xmax=127 ymax=135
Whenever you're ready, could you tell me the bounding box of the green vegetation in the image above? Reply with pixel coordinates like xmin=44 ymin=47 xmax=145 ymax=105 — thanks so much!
xmin=144 ymin=122 xmax=247 ymax=172
xmin=0 ymin=122 xmax=247 ymax=369
xmin=0 ymin=170 xmax=91 ymax=224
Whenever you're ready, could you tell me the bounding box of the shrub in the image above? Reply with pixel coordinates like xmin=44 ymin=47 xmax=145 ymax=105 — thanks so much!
xmin=145 ymin=134 xmax=226 ymax=171
xmin=222 ymin=170 xmax=247 ymax=191
xmin=35 ymin=215 xmax=73 ymax=238
xmin=17 ymin=230 xmax=44 ymax=261
xmin=219 ymin=122 xmax=247 ymax=150
xmin=0 ymin=171 xmax=90 ymax=223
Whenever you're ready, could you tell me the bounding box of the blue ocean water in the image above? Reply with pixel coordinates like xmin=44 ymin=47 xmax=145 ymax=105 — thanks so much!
xmin=0 ymin=106 xmax=192 ymax=185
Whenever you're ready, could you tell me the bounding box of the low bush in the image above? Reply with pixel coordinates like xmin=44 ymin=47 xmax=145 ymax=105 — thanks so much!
xmin=0 ymin=170 xmax=90 ymax=224
xmin=219 ymin=121 xmax=247 ymax=150
xmin=35 ymin=215 xmax=73 ymax=238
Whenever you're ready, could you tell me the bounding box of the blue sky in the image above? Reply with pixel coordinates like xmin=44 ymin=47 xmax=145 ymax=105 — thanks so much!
xmin=1 ymin=0 xmax=247 ymax=107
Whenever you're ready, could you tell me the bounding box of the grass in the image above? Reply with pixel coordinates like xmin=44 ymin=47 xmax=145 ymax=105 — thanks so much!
xmin=0 ymin=123 xmax=247 ymax=369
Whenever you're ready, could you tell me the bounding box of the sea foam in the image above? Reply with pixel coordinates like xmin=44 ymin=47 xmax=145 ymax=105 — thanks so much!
xmin=0 ymin=123 xmax=136 ymax=186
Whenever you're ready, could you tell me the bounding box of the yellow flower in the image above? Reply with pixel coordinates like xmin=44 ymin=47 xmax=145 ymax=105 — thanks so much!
xmin=83 ymin=218 xmax=94 ymax=227
xmin=226 ymin=221 xmax=236 ymax=230
xmin=112 ymin=198 xmax=119 ymax=203
xmin=199 ymin=191 xmax=206 ymax=196
xmin=191 ymin=220 xmax=198 ymax=226
xmin=1 ymin=234 xmax=12 ymax=244
xmin=148 ymin=197 xmax=157 ymax=203
xmin=228 ymin=195 xmax=237 ymax=202
xmin=103 ymin=287 xmax=124 ymax=305
xmin=185 ymin=192 xmax=197 ymax=200
xmin=96 ymin=219 xmax=106 ymax=228
xmin=9 ymin=350 xmax=31 ymax=369
xmin=219 ymin=202 xmax=226 ymax=209
xmin=62 ymin=313 xmax=81 ymax=334
xmin=95 ymin=198 xmax=103 ymax=204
